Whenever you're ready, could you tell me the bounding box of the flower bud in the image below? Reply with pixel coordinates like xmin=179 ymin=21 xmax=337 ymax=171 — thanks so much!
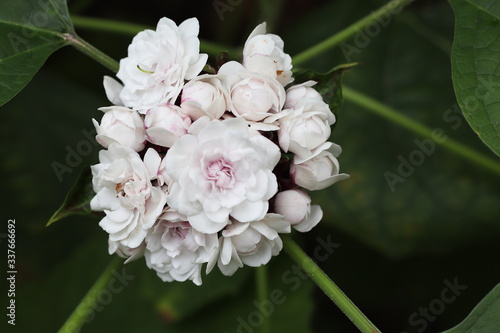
xmin=284 ymin=81 xmax=323 ymax=109
xmin=291 ymin=142 xmax=350 ymax=191
xmin=92 ymin=106 xmax=146 ymax=152
xmin=243 ymin=23 xmax=293 ymax=86
xmin=181 ymin=75 xmax=229 ymax=120
xmin=273 ymin=189 xmax=323 ymax=232
xmin=274 ymin=189 xmax=310 ymax=224
xmin=144 ymin=104 xmax=191 ymax=148
xmin=219 ymin=61 xmax=285 ymax=123
xmin=278 ymin=96 xmax=334 ymax=158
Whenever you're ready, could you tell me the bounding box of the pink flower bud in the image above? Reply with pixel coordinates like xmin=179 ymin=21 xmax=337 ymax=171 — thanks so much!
xmin=93 ymin=106 xmax=145 ymax=152
xmin=144 ymin=104 xmax=191 ymax=148
xmin=274 ymin=189 xmax=323 ymax=232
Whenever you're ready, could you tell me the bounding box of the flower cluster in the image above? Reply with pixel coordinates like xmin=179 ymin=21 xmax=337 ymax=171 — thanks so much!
xmin=90 ymin=17 xmax=349 ymax=285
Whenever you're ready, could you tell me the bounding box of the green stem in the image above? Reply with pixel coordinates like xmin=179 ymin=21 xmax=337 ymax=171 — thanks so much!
xmin=283 ymin=235 xmax=381 ymax=333
xmin=256 ymin=265 xmax=271 ymax=333
xmin=64 ymin=32 xmax=119 ymax=73
xmin=71 ymin=15 xmax=150 ymax=36
xmin=343 ymin=87 xmax=500 ymax=175
xmin=58 ymin=256 xmax=123 ymax=333
xmin=292 ymin=0 xmax=415 ymax=66
xmin=70 ymin=15 xmax=237 ymax=56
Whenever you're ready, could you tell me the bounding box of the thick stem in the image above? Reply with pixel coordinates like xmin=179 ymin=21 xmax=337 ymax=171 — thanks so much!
xmin=64 ymin=33 xmax=119 ymax=73
xmin=256 ymin=265 xmax=271 ymax=333
xmin=58 ymin=256 xmax=123 ymax=333
xmin=343 ymin=87 xmax=500 ymax=175
xmin=292 ymin=0 xmax=415 ymax=66
xmin=283 ymin=235 xmax=381 ymax=333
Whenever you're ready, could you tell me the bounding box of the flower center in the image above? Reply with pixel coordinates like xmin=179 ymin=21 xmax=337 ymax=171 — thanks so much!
xmin=115 ymin=178 xmax=148 ymax=199
xmin=173 ymin=226 xmax=189 ymax=240
xmin=206 ymin=159 xmax=235 ymax=190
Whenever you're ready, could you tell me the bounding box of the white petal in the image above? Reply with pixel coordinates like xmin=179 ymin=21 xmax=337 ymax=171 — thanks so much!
xmin=293 ymin=205 xmax=323 ymax=232
xmin=189 ymin=211 xmax=227 ymax=233
xmin=143 ymin=148 xmax=162 ymax=179
xmin=103 ymin=76 xmax=124 ymax=105
xmin=231 ymin=200 xmax=268 ymax=223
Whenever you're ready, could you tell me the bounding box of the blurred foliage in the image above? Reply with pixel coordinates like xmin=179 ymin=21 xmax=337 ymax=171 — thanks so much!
xmin=299 ymin=0 xmax=500 ymax=258
xmin=1 ymin=0 xmax=499 ymax=332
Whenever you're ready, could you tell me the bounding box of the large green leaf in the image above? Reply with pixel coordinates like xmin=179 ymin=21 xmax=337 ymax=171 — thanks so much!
xmin=449 ymin=0 xmax=500 ymax=156
xmin=0 ymin=0 xmax=73 ymax=106
xmin=441 ymin=283 xmax=500 ymax=333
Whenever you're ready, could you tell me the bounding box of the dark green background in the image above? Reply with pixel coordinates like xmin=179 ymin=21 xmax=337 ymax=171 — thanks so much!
xmin=1 ymin=0 xmax=499 ymax=332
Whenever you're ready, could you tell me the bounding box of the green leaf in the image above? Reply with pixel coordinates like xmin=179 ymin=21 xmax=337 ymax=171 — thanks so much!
xmin=449 ymin=0 xmax=500 ymax=156
xmin=0 ymin=0 xmax=73 ymax=106
xmin=47 ymin=167 xmax=102 ymax=226
xmin=293 ymin=63 xmax=357 ymax=117
xmin=441 ymin=283 xmax=500 ymax=333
